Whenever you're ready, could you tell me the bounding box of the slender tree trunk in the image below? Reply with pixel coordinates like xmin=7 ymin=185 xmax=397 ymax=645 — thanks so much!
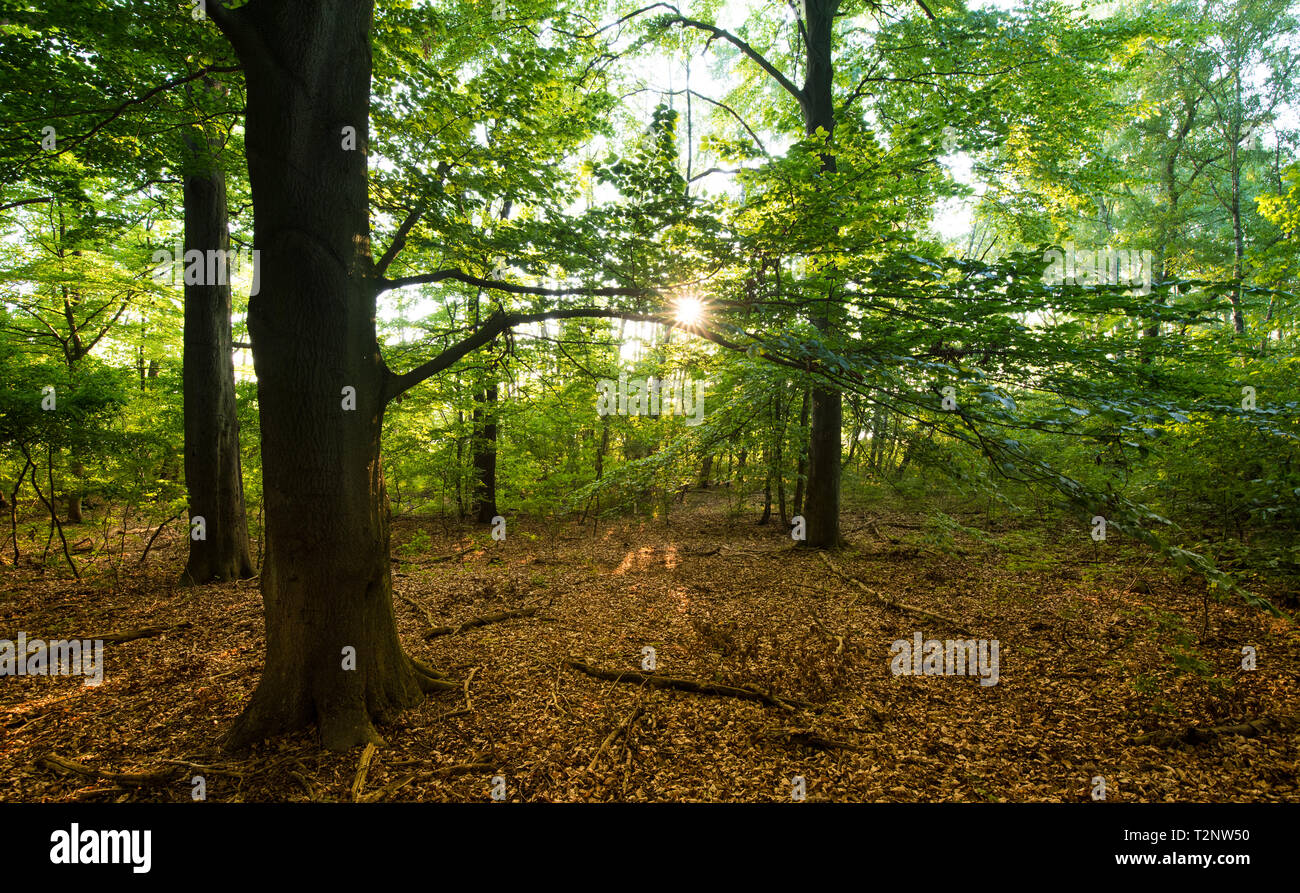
xmin=471 ymin=379 xmax=498 ymax=523
xmin=66 ymin=484 xmax=83 ymax=524
xmin=1229 ymin=67 xmax=1246 ymax=336
xmin=791 ymin=386 xmax=810 ymax=518
xmin=759 ymin=466 xmax=772 ymax=525
xmin=214 ymin=0 xmax=443 ymax=751
xmin=180 ymin=125 xmax=254 ymax=586
xmin=455 ymin=410 xmax=466 ymax=519
xmin=595 ymin=416 xmax=609 ymax=481
xmin=1229 ymin=139 xmax=1246 ymax=335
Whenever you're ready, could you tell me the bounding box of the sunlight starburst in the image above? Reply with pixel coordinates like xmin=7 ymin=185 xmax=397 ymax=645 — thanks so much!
xmin=673 ymin=295 xmax=705 ymax=327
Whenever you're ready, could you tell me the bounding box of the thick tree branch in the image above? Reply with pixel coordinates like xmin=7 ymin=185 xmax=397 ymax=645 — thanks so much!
xmin=657 ymin=7 xmax=804 ymax=103
xmin=0 ymin=197 xmax=53 ymax=213
xmin=375 ymin=206 xmax=424 ymax=275
xmin=384 ymin=308 xmax=663 ymax=402
xmin=375 ymin=162 xmax=451 ymax=274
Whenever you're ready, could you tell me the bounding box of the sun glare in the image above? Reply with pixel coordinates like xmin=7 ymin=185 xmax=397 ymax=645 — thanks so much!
xmin=674 ymin=295 xmax=704 ymax=327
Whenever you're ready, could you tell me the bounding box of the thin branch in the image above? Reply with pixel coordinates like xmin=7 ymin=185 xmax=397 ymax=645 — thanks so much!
xmin=380 ymin=268 xmax=655 ymax=299
xmin=375 ymin=163 xmax=449 ymax=274
xmin=664 ymin=88 xmax=768 ymax=155
xmin=40 ymin=64 xmax=241 ymax=161
xmin=79 ymin=297 xmax=132 ymax=357
xmin=19 ymin=443 xmax=78 ymax=580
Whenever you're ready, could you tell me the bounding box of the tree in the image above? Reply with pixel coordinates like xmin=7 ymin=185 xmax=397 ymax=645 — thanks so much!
xmin=206 ymin=0 xmax=655 ymax=748
xmin=0 ymin=1 xmax=255 ymax=577
xmin=180 ymin=111 xmax=255 ymax=584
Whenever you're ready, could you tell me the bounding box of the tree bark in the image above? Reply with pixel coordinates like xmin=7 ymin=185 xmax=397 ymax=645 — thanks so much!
xmin=213 ymin=0 xmax=443 ymax=751
xmin=180 ymin=123 xmax=254 ymax=586
xmin=471 ymin=379 xmax=498 ymax=523
xmin=799 ymin=0 xmax=843 ymax=548
xmin=791 ymin=386 xmax=810 ymax=517
xmin=1229 ymin=65 xmax=1246 ymax=336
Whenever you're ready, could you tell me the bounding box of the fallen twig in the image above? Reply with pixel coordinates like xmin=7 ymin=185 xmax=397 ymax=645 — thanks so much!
xmin=432 ymin=762 xmax=493 ymax=775
xmin=810 ymin=612 xmax=845 ymax=655
xmin=818 ymin=552 xmax=973 ymax=635
xmin=463 ymin=666 xmax=481 ymax=712
xmin=138 ymin=514 xmax=181 ymax=565
xmin=588 ymin=702 xmax=644 ymax=771
xmin=425 ymin=605 xmax=541 ymax=639
xmin=160 ymin=759 xmax=245 ymax=778
xmin=358 ymin=773 xmax=416 ymax=803
xmin=565 ymin=658 xmax=804 ymax=710
xmin=55 ymin=621 xmax=195 ymax=646
xmin=350 ymin=742 xmax=377 ymax=801
xmin=397 ymin=592 xmax=440 ymax=629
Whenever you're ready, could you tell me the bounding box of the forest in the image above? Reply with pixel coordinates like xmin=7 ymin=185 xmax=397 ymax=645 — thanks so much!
xmin=0 ymin=0 xmax=1297 ymax=812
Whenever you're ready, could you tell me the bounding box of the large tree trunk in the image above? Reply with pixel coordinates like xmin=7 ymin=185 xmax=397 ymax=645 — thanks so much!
xmin=215 ymin=0 xmax=443 ymax=751
xmin=180 ymin=127 xmax=254 ymax=586
xmin=799 ymin=0 xmax=843 ymax=548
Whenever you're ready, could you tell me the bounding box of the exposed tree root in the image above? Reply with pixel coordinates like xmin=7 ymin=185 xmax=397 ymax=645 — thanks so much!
xmin=35 ymin=752 xmax=181 ymax=787
xmin=1133 ymin=715 xmax=1300 ymax=747
xmin=565 ymin=658 xmax=805 ymax=710
xmin=410 ymin=656 xmax=460 ymax=692
xmin=73 ymin=621 xmax=194 ymax=645
xmin=160 ymin=758 xmax=244 ymax=777
xmin=397 ymin=591 xmax=440 ymax=629
xmin=818 ymin=552 xmax=973 ymax=635
xmin=424 ymin=604 xmax=541 ymax=639
xmin=317 ymin=705 xmax=388 ymax=752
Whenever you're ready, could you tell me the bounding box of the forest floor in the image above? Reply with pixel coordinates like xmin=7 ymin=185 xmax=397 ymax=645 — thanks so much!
xmin=1 ymin=491 xmax=1297 ymax=802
